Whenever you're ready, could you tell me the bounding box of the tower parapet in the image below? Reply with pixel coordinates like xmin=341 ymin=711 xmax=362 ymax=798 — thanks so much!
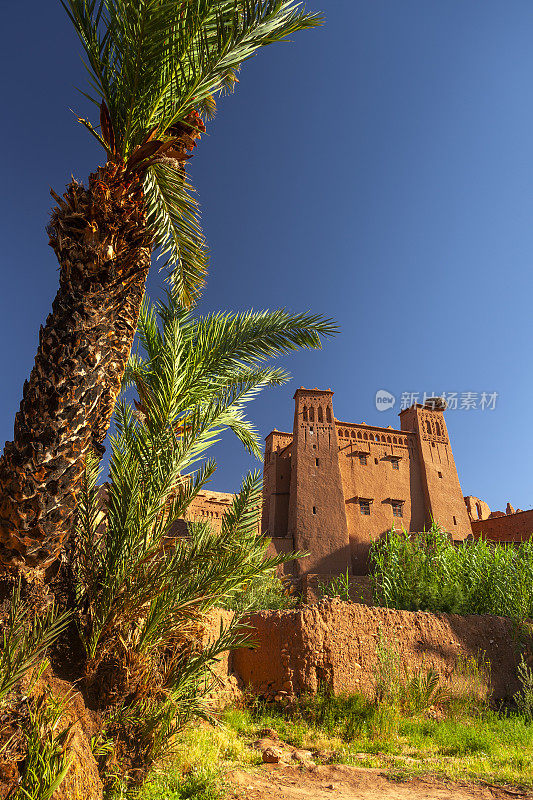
xmin=399 ymin=399 xmax=471 ymax=538
xmin=287 ymin=388 xmax=351 ymax=577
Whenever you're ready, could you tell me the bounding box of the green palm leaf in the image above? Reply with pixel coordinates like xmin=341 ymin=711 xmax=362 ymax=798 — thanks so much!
xmin=60 ymin=0 xmax=323 ymax=301
xmin=143 ymin=161 xmax=209 ymax=305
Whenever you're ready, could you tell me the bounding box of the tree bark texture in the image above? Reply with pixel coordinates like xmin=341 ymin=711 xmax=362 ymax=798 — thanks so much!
xmin=0 ymin=163 xmax=152 ymax=570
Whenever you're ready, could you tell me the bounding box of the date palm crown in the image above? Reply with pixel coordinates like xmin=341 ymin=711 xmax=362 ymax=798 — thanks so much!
xmin=62 ymin=0 xmax=322 ymax=305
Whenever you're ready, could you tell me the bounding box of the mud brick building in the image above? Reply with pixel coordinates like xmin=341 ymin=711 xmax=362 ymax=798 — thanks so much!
xmin=261 ymin=388 xmax=533 ymax=579
xmin=184 ymin=490 xmax=234 ymax=533
xmin=464 ymin=496 xmax=533 ymax=544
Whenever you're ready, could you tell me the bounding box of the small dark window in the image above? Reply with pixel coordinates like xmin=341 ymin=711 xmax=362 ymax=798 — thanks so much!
xmin=312 ymin=506 xmax=317 ymax=515
xmin=392 ymin=501 xmax=403 ymax=518
xmin=315 ymin=458 xmax=319 ymax=467
xmin=453 ymin=516 xmax=457 ymax=525
xmin=359 ymin=500 xmax=371 ymax=516
xmin=359 ymin=454 xmax=367 ymax=466
xmin=391 ymin=459 xmax=399 ymax=470
xmin=313 ymin=444 xmax=316 ymax=450
xmin=438 ymin=471 xmax=443 ymax=478
xmin=431 ymin=442 xmax=435 ymax=448
xmin=309 ymin=426 xmax=314 ymax=434
xmin=374 ymin=457 xmax=379 ymax=465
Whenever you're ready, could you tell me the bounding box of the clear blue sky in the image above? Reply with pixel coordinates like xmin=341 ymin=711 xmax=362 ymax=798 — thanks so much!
xmin=1 ymin=1 xmax=532 ymax=511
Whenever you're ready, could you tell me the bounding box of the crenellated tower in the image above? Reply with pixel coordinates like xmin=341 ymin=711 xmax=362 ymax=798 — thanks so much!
xmin=287 ymin=388 xmax=351 ymax=577
xmin=262 ymin=429 xmax=293 ymax=538
xmin=399 ymin=399 xmax=471 ymax=538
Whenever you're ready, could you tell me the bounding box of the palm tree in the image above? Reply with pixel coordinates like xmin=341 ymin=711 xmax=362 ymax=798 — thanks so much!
xmin=72 ymin=291 xmax=334 ymax=772
xmin=0 ymin=1 xmax=321 ymax=571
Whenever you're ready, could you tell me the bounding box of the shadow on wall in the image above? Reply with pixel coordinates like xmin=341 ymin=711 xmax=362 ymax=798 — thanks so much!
xmin=232 ymin=600 xmax=529 ymax=703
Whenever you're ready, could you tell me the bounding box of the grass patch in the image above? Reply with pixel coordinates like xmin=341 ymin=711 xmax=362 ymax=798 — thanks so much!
xmin=221 ymin=693 xmax=533 ymax=791
xmin=116 ymin=649 xmax=533 ymax=797
xmin=130 ymin=721 xmax=260 ymax=800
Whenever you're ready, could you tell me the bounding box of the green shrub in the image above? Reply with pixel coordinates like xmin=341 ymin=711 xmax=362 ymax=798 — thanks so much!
xmin=370 ymin=523 xmax=533 ymax=619
xmin=317 ymin=569 xmax=352 ymax=602
xmin=16 ymin=694 xmax=73 ymax=800
xmin=402 ymin=668 xmax=450 ymax=715
xmin=0 ymin=582 xmax=70 ymax=706
xmin=514 ymin=656 xmax=533 ymax=722
xmin=223 ymin=571 xmax=298 ymax=614
xmin=0 ymin=583 xmax=72 ymax=800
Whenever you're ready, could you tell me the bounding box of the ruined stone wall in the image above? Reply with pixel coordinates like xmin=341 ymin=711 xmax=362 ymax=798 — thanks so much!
xmin=464 ymin=495 xmax=492 ymax=522
xmin=233 ymin=600 xmax=526 ymax=701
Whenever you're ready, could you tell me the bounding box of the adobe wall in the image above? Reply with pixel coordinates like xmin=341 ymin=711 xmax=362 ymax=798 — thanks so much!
xmin=336 ymin=424 xmax=425 ymax=573
xmin=200 ymin=608 xmax=243 ymax=708
xmin=233 ymin=600 xmax=527 ymax=701
xmin=471 ymin=509 xmax=533 ymax=543
xmin=185 ymin=489 xmax=235 ymax=532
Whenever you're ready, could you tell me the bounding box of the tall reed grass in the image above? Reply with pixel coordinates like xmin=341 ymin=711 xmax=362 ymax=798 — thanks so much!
xmin=370 ymin=524 xmax=533 ymax=619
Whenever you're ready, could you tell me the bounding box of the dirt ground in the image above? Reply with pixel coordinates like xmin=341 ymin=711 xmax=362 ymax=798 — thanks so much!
xmin=226 ymin=764 xmax=532 ymax=800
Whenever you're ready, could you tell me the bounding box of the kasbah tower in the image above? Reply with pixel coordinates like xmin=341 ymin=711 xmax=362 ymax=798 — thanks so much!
xmin=261 ymin=387 xmax=533 ymax=583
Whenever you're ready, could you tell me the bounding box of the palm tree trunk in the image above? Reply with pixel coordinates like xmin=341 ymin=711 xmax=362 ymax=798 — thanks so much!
xmin=0 ymin=163 xmax=152 ymax=572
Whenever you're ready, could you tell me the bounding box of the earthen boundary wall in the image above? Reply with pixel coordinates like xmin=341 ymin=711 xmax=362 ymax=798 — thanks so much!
xmin=231 ymin=600 xmax=528 ymax=701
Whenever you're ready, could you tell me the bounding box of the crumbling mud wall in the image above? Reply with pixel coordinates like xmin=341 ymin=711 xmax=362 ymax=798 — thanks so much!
xmin=200 ymin=608 xmax=243 ymax=708
xmin=232 ymin=599 xmax=529 ymax=701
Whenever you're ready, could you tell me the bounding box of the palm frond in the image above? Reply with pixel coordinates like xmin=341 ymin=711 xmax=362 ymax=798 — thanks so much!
xmin=143 ymin=161 xmax=208 ymax=302
xmin=62 ymin=1 xmax=323 ymax=155
xmin=73 ymin=291 xmax=332 ymax=749
xmin=61 ymin=1 xmax=322 ymax=303
xmin=0 ymin=584 xmax=71 ymax=705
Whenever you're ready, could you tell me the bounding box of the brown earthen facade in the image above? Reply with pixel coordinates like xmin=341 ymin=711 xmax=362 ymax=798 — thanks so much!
xmin=176 ymin=389 xmax=532 ymax=576
xmin=232 ymin=600 xmax=525 ymax=702
xmin=469 ymin=506 xmax=533 ymax=543
xmin=262 ymin=389 xmax=474 ymax=577
xmin=185 ymin=489 xmax=235 ymax=532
